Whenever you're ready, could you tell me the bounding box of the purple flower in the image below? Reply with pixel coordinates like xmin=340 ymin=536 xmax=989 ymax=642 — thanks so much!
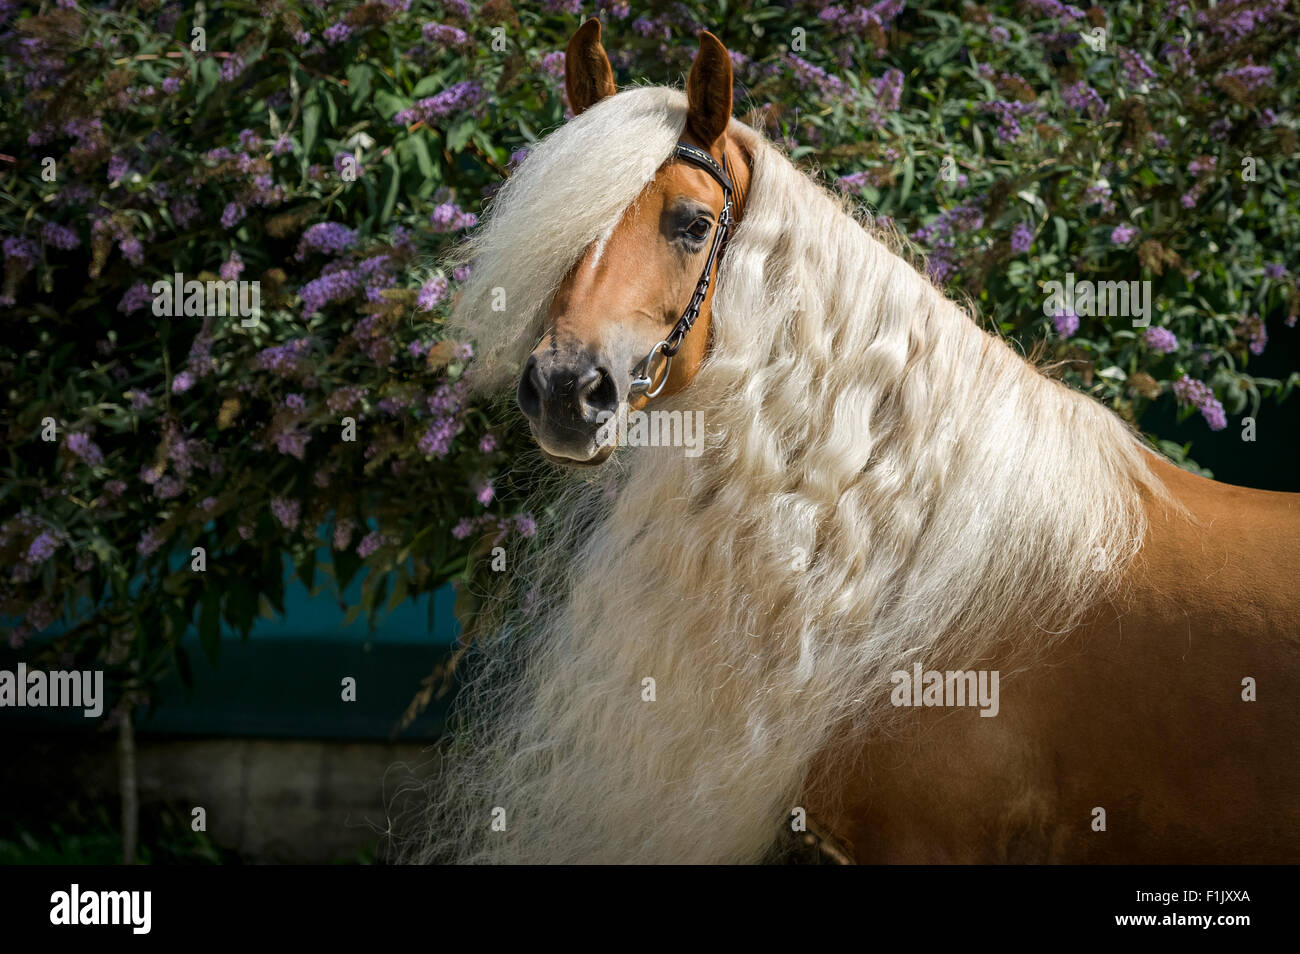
xmin=220 ymin=251 xmax=244 ymax=281
xmin=1143 ymin=327 xmax=1178 ymax=353
xmin=172 ymin=371 xmax=195 ymax=394
xmin=138 ymin=527 xmax=167 ymax=556
xmin=981 ymin=99 xmax=1043 ymax=141
xmin=66 ymin=432 xmax=105 ymax=466
xmin=1240 ymin=314 xmax=1268 ymax=356
xmin=786 ymin=54 xmax=851 ymax=100
xmin=1053 ymin=312 xmax=1079 ymax=337
xmin=271 ymin=497 xmax=301 ymax=530
xmin=1200 ymin=399 xmax=1227 ymax=431
xmin=1011 ymin=222 xmax=1033 ymax=254
xmin=257 ymin=338 xmax=311 ymax=375
xmin=153 ymin=475 xmax=183 ymax=500
xmin=162 ymin=75 xmax=181 ymax=94
xmin=417 ymin=276 xmax=449 ymax=311
xmin=284 ymin=393 xmax=307 ymax=413
xmin=1022 ymin=0 xmax=1084 ymax=21
xmin=296 ymin=222 xmax=357 ymax=260
xmin=41 ymin=222 xmax=80 ymax=250
xmin=1264 ymin=263 xmax=1286 ymax=280
xmin=1218 ymin=62 xmax=1275 ymax=93
xmin=872 ymin=68 xmax=904 ymax=113
xmin=118 ymin=282 xmax=153 ymax=314
xmin=479 ymin=433 xmax=499 ymax=453
xmin=221 ymin=202 xmax=247 ymax=229
xmin=357 ymin=531 xmax=387 ymax=558
xmin=1110 ymin=224 xmax=1138 ymax=245
xmin=474 ymin=479 xmax=495 ymax=506
xmin=299 ymin=267 xmax=359 ymax=317
xmin=393 ymin=82 xmax=485 ymax=125
xmin=26 ymin=532 xmax=60 ymax=564
xmin=1062 ymin=81 xmax=1107 ymax=119
xmin=274 ymin=428 xmax=311 ymax=459
xmin=430 ymin=202 xmax=478 ymax=233
xmin=1198 ymin=0 xmax=1286 ymax=40
xmin=4 ymin=236 xmax=39 ymax=271
xmin=333 ymin=519 xmax=356 ymax=551
xmin=219 ymin=54 xmax=246 ymax=84
xmin=323 ymin=22 xmax=353 ymax=45
xmin=107 ymin=155 xmax=130 ymax=184
xmin=419 ymin=418 xmax=459 ymax=457
xmin=1119 ymin=49 xmax=1157 ymax=88
xmin=423 ymin=22 xmax=471 ymax=46
xmin=514 ymin=514 xmax=537 ymax=538
xmin=171 ymin=195 xmax=200 ymax=228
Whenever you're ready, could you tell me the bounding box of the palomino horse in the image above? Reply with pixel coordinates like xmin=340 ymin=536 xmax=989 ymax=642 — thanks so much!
xmin=415 ymin=21 xmax=1300 ymax=864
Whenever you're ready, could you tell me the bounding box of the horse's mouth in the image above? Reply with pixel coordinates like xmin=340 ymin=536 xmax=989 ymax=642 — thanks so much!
xmin=536 ymin=442 xmax=615 ymax=468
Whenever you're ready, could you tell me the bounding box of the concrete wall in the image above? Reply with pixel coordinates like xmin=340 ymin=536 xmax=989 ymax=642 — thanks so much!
xmin=5 ymin=733 xmax=439 ymax=864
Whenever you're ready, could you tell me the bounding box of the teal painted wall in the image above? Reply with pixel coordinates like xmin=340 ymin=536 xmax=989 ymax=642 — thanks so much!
xmin=4 ymin=549 xmax=462 ymax=741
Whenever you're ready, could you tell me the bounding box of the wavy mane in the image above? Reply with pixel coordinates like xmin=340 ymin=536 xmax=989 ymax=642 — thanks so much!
xmin=403 ymin=87 xmax=1173 ymax=863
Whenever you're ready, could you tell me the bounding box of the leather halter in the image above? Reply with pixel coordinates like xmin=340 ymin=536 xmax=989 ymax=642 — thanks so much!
xmin=629 ymin=141 xmax=734 ymax=399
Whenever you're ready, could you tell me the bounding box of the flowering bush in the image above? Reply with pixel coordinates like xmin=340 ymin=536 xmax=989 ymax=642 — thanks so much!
xmin=2 ymin=0 xmax=1297 ymax=705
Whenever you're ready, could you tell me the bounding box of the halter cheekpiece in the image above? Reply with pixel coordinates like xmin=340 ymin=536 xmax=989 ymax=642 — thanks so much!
xmin=629 ymin=141 xmax=734 ymax=399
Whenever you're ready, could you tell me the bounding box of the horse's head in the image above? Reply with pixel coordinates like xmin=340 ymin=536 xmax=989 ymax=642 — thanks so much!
xmin=517 ymin=20 xmax=749 ymax=465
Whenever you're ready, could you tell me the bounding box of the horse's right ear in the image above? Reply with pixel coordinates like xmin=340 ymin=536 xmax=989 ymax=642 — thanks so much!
xmin=565 ymin=18 xmax=616 ymax=116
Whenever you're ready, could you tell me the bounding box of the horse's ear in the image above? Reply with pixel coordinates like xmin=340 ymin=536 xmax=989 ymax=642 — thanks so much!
xmin=565 ymin=18 xmax=616 ymax=116
xmin=685 ymin=31 xmax=733 ymax=148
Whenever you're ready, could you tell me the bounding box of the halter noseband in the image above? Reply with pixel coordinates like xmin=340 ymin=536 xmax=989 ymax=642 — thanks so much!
xmin=629 ymin=141 xmax=734 ymax=399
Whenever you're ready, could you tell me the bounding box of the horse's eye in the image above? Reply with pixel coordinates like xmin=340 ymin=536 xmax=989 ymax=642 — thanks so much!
xmin=684 ymin=216 xmax=712 ymax=240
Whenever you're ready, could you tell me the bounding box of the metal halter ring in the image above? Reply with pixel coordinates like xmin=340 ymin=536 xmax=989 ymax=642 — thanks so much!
xmin=629 ymin=339 xmax=673 ymax=399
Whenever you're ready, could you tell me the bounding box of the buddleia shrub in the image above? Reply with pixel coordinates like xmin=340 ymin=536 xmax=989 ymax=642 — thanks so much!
xmin=1 ymin=1 xmax=1296 ymax=702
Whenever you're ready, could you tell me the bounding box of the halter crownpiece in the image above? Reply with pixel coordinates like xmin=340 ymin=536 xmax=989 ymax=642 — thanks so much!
xmin=629 ymin=141 xmax=734 ymax=399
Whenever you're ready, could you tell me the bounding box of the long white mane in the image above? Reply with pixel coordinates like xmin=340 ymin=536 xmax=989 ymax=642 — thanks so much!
xmin=405 ymin=87 xmax=1170 ymax=863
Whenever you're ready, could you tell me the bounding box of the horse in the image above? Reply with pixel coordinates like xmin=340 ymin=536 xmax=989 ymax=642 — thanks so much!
xmin=407 ymin=20 xmax=1300 ymax=864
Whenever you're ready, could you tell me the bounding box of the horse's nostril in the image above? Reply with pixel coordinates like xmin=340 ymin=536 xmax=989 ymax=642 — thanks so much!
xmin=579 ymin=366 xmax=619 ymax=418
xmin=518 ymin=356 xmax=544 ymax=419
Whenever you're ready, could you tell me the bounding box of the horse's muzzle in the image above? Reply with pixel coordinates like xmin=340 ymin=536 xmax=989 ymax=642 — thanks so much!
xmin=518 ymin=349 xmax=620 ymax=463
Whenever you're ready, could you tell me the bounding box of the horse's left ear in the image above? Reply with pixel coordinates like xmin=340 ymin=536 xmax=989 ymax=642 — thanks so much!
xmin=685 ymin=31 xmax=733 ymax=148
xmin=565 ymin=18 xmax=617 ymax=116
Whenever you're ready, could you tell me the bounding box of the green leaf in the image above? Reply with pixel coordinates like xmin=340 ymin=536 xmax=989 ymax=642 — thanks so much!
xmin=407 ymin=133 xmax=435 ymax=179
xmin=302 ymin=87 xmax=322 ymax=158
xmin=374 ymin=91 xmax=408 ymax=121
xmin=346 ymin=64 xmax=373 ymax=112
xmin=900 ymin=152 xmax=915 ymax=205
xmin=195 ymin=58 xmax=219 ymax=108
xmin=379 ymin=153 xmax=401 ymax=224
xmin=198 ymin=588 xmax=221 ymax=666
xmin=446 ymin=117 xmax=476 ymax=154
